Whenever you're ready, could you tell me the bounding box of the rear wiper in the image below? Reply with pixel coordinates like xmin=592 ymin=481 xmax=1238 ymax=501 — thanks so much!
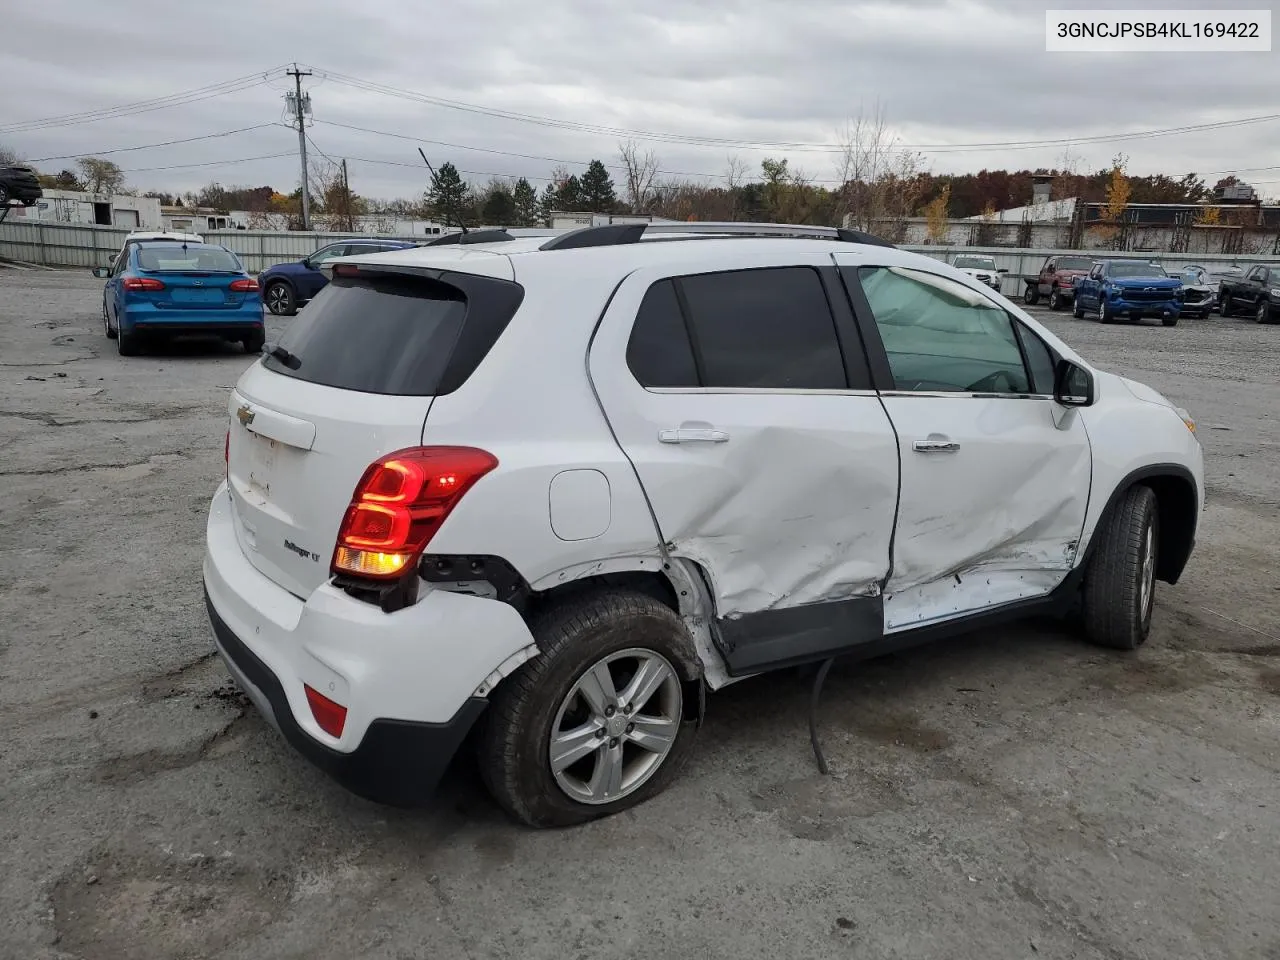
xmin=267 ymin=344 xmax=301 ymax=370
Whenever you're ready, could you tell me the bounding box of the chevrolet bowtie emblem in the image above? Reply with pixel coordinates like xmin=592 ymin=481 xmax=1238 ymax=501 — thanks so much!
xmin=236 ymin=404 xmax=255 ymax=426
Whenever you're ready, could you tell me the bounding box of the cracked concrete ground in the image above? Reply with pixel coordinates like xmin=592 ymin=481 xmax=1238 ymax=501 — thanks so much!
xmin=2 ymin=270 xmax=1279 ymax=960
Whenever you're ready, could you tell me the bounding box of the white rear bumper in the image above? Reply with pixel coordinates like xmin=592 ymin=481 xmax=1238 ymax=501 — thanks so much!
xmin=202 ymin=482 xmax=537 ymax=753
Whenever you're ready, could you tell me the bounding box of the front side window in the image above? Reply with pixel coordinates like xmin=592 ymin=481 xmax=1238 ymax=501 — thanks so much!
xmin=858 ymin=266 xmax=1030 ymax=395
xmin=308 ymin=243 xmax=348 ymax=267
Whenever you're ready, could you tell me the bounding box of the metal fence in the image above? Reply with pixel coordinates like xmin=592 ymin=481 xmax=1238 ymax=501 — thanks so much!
xmin=4 ymin=220 xmax=1280 ymax=290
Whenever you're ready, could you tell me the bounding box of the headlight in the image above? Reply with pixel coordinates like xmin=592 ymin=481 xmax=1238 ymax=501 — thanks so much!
xmin=1173 ymin=406 xmax=1196 ymax=436
xmin=1270 ymin=288 xmax=1280 ymax=298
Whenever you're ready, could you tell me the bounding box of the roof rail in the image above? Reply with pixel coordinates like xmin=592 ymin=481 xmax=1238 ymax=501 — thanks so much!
xmin=538 ymin=221 xmax=895 ymax=251
xmin=423 ymin=229 xmax=514 ymax=246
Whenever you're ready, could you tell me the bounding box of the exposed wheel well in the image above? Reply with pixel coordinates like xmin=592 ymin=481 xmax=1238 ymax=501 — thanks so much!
xmin=1135 ymin=474 xmax=1197 ymax=584
xmin=527 ymin=571 xmax=680 ymax=618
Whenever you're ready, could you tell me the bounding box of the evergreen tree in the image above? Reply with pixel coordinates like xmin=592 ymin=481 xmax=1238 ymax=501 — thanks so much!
xmin=512 ymin=178 xmax=539 ymax=226
xmin=579 ymin=160 xmax=617 ymax=212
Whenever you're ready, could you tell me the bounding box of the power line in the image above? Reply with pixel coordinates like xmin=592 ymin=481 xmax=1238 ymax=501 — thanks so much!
xmin=0 ymin=67 xmax=290 ymax=134
xmin=118 ymin=152 xmax=296 ymax=173
xmin=24 ymin=124 xmax=281 ymax=162
xmin=305 ymin=65 xmax=1280 ymax=155
xmin=312 ymin=117 xmax=1279 ymax=187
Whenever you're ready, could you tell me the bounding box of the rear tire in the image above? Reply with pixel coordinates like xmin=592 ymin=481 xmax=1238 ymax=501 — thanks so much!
xmin=1162 ymin=316 xmax=1178 ymax=327
xmin=477 ymin=589 xmax=701 ymax=827
xmin=242 ymin=332 xmax=265 ymax=354
xmin=117 ymin=325 xmax=140 ymax=357
xmin=1082 ymin=485 xmax=1159 ymax=651
xmin=0 ymin=185 xmax=9 ymax=205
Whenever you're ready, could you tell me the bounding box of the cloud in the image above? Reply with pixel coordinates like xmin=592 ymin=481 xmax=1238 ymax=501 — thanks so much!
xmin=3 ymin=0 xmax=1277 ymax=201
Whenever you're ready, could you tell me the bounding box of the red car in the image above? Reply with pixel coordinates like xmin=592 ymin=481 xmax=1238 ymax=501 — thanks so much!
xmin=1023 ymin=255 xmax=1096 ymax=310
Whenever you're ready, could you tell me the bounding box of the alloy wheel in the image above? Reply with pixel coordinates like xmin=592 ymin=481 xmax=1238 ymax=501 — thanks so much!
xmin=548 ymin=648 xmax=682 ymax=805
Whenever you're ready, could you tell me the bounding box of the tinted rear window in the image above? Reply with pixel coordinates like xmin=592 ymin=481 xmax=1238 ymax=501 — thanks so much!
xmin=138 ymin=245 xmax=240 ymax=272
xmin=263 ymin=272 xmax=523 ymax=396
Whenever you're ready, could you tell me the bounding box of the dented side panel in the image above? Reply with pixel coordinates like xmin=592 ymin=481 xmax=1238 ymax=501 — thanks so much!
xmin=586 ymin=259 xmax=900 ymax=634
xmin=880 ymin=395 xmax=1091 ymax=609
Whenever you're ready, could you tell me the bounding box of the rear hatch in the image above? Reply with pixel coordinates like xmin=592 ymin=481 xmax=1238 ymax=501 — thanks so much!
xmin=226 ymin=257 xmax=524 ymax=598
xmin=135 ymin=245 xmax=253 ymax=311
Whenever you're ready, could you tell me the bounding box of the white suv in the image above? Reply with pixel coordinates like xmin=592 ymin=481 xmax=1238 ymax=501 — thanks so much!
xmin=203 ymin=222 xmax=1204 ymax=827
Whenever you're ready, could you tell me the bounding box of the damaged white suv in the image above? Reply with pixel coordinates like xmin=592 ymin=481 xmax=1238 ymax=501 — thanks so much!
xmin=204 ymin=222 xmax=1203 ymax=827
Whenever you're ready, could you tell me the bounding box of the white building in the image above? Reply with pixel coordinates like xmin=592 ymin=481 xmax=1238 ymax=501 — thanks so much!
xmin=8 ymin=190 xmax=162 ymax=229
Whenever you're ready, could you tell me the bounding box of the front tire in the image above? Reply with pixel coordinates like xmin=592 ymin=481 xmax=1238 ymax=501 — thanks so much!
xmin=1096 ymin=300 xmax=1114 ymax=324
xmin=1024 ymin=284 xmax=1040 ymax=306
xmin=1072 ymin=298 xmax=1085 ymax=319
xmin=1257 ymin=301 xmax=1271 ymax=324
xmin=1162 ymin=315 xmax=1178 ymax=327
xmin=0 ymin=185 xmax=9 ymax=205
xmin=103 ymin=302 xmax=117 ymax=340
xmin=1049 ymin=288 xmax=1063 ymax=311
xmin=265 ymin=281 xmax=296 ymax=317
xmin=1082 ymin=485 xmax=1159 ymax=650
xmin=1219 ymin=290 xmax=1233 ymax=317
xmin=478 ymin=590 xmax=701 ymax=827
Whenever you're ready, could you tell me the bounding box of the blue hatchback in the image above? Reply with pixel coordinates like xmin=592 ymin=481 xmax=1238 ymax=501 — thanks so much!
xmin=259 ymin=238 xmax=417 ymax=316
xmin=94 ymin=241 xmax=265 ymax=356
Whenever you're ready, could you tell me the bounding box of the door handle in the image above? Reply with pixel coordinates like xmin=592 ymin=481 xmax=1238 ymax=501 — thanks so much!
xmin=659 ymin=427 xmax=730 ymax=444
xmin=912 ymin=439 xmax=960 ymax=453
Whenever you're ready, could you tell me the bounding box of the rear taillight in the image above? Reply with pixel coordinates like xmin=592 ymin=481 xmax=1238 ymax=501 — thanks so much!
xmin=123 ymin=277 xmax=165 ymax=291
xmin=331 ymin=446 xmax=498 ymax=581
xmin=229 ymin=278 xmax=259 ymax=292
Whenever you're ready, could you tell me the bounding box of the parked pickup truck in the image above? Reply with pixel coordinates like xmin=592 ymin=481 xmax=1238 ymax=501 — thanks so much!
xmin=1218 ymin=263 xmax=1279 ymax=324
xmin=1023 ymin=254 xmax=1096 ymax=310
xmin=1072 ymin=259 xmax=1184 ymax=326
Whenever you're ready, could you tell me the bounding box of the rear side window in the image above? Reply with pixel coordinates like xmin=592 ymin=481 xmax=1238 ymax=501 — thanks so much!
xmin=626 ymin=280 xmax=698 ymax=388
xmin=263 ymin=272 xmax=524 ymax=396
xmin=678 ymin=267 xmax=847 ymax=390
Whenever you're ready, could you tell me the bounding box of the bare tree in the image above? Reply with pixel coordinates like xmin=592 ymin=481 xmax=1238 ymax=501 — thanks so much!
xmin=834 ymin=103 xmax=925 ymax=234
xmin=0 ymin=142 xmax=20 ymax=166
xmin=723 ymin=155 xmax=751 ymax=220
xmin=618 ymin=140 xmax=660 ymax=213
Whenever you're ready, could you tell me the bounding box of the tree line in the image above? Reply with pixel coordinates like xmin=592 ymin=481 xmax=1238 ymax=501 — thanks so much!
xmin=3 ymin=132 xmax=1255 ymax=233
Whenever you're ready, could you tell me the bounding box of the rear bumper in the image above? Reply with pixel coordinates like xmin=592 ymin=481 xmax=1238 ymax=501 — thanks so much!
xmin=122 ymin=301 xmax=264 ymax=333
xmin=205 ymin=591 xmax=486 ymax=805
xmin=202 ymin=482 xmax=537 ymax=804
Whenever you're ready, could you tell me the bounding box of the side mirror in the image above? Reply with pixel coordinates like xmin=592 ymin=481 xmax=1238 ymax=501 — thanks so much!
xmin=1046 ymin=266 xmax=1055 ymax=274
xmin=92 ymin=266 xmax=111 ymax=279
xmin=1054 ymin=360 xmax=1094 ymax=407
xmin=300 ymin=258 xmax=313 ymax=269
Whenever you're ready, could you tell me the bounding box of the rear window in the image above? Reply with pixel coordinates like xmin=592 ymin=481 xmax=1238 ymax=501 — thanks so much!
xmin=137 ymin=245 xmax=240 ymax=272
xmin=263 ymin=271 xmax=523 ymax=396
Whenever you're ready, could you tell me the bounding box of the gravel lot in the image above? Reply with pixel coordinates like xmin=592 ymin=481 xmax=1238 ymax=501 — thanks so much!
xmin=2 ymin=269 xmax=1278 ymax=960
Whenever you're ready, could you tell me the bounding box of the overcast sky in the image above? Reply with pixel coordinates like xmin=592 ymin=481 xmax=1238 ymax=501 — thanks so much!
xmin=3 ymin=0 xmax=1278 ymax=202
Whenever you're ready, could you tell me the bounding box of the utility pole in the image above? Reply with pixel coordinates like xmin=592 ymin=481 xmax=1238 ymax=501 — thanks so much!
xmin=286 ymin=64 xmax=313 ymax=230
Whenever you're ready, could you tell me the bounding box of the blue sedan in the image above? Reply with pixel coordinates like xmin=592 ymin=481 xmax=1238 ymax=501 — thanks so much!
xmin=94 ymin=241 xmax=265 ymax=356
xmin=259 ymin=237 xmax=416 ymax=316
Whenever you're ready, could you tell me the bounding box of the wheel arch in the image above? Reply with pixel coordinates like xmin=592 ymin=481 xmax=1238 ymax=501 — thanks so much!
xmin=1085 ymin=463 xmax=1199 ymax=585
